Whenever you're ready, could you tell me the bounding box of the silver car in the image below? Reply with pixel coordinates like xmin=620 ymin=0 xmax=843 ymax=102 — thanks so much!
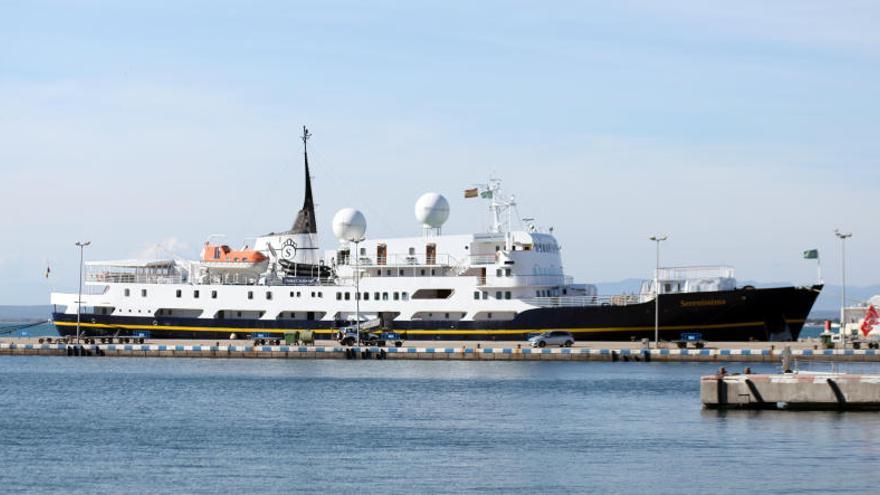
xmin=528 ymin=331 xmax=574 ymax=348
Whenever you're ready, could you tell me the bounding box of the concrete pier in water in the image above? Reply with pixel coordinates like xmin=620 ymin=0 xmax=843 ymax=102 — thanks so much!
xmin=701 ymin=371 xmax=880 ymax=410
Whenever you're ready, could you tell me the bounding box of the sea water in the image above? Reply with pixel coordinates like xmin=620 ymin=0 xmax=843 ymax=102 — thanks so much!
xmin=1 ymin=357 xmax=879 ymax=494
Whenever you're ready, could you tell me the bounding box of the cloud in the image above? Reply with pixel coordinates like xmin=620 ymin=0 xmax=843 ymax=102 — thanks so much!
xmin=134 ymin=238 xmax=191 ymax=260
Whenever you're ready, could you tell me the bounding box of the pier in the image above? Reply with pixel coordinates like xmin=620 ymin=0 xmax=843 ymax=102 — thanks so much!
xmin=702 ymin=371 xmax=880 ymax=410
xmin=4 ymin=339 xmax=880 ymax=362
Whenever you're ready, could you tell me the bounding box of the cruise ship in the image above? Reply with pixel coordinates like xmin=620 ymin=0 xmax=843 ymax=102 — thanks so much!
xmin=51 ymin=128 xmax=822 ymax=342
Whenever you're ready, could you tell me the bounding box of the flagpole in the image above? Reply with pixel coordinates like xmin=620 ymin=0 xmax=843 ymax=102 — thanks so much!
xmin=817 ymin=254 xmax=822 ymax=284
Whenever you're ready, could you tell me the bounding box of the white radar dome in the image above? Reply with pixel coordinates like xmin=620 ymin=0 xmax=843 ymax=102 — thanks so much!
xmin=414 ymin=193 xmax=450 ymax=229
xmin=332 ymin=208 xmax=367 ymax=242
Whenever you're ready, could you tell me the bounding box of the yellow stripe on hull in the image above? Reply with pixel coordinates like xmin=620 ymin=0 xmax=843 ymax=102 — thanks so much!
xmin=54 ymin=319 xmax=805 ymax=336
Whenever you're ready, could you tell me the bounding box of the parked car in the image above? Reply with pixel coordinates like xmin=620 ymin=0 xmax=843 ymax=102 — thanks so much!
xmin=336 ymin=328 xmax=405 ymax=347
xmin=528 ymin=331 xmax=574 ymax=348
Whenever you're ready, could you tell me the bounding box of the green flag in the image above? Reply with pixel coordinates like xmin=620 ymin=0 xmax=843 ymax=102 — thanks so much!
xmin=803 ymin=249 xmax=819 ymax=259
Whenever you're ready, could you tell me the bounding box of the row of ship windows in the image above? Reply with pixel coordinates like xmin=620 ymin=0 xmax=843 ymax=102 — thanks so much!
xmin=496 ymin=268 xmax=513 ymax=277
xmin=336 ymin=292 xmax=410 ymax=301
xmin=121 ymin=289 xmax=518 ymax=302
xmin=124 ymin=289 xmax=327 ymax=300
xmin=474 ymin=291 xmax=513 ymax=300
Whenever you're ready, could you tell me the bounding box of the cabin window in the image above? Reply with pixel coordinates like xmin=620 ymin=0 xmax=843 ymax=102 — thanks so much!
xmin=233 ymin=257 xmax=239 ymax=262
xmin=211 ymin=290 xmax=217 ymax=299
xmin=214 ymin=247 xmax=220 ymax=259
xmin=505 ymin=291 xmax=512 ymax=300
xmin=474 ymin=291 xmax=480 ymax=300
xmin=307 ymin=312 xmax=315 ymax=321
xmin=364 ymin=292 xmax=370 ymax=301
xmin=408 ymin=247 xmax=415 ymax=255
xmin=290 ymin=291 xmax=295 ymax=298
xmin=420 ymin=269 xmax=426 ymax=276
xmin=194 ymin=290 xmax=200 ymax=299
xmin=344 ymin=292 xmax=350 ymax=301
xmin=488 ymin=313 xmax=493 ymax=319
xmin=142 ymin=289 xmax=147 ymax=297
xmin=336 ymin=293 xmax=342 ymax=301
xmin=382 ymin=293 xmax=389 ymax=301
xmin=431 ymin=269 xmax=436 ymax=276
xmin=237 ymin=311 xmax=242 ymax=317
xmin=318 ymin=292 xmax=322 ymax=298
xmin=376 ymin=270 xmax=381 ymax=276
xmin=124 ymin=289 xmax=130 ymax=297
xmin=402 ymin=292 xmax=409 ymax=301
xmin=176 ymin=289 xmax=182 ymax=298
xmin=266 ymin=292 xmax=273 ymax=300
xmin=496 ymin=291 xmax=502 ymax=299
xmin=248 ymin=291 xmax=253 ymax=300
xmin=393 ymin=292 xmax=399 ymax=301
xmin=374 ymin=292 xmax=380 ymax=300
xmin=445 ymin=313 xmax=450 ymax=319
xmin=399 ymin=269 xmax=404 ymax=276
xmin=505 ymin=269 xmax=512 ymax=276
xmin=360 ymin=247 xmax=366 ymax=256
xmin=482 ymin=292 xmax=488 ymax=300
xmin=497 ymin=269 xmax=503 ymax=277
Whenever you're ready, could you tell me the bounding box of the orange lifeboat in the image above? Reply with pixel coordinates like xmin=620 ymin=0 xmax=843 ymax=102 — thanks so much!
xmin=202 ymin=243 xmax=267 ymax=264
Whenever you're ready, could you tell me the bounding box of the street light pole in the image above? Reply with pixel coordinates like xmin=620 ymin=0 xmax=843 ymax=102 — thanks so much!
xmin=75 ymin=241 xmax=91 ymax=344
xmin=649 ymin=235 xmax=668 ymax=346
xmin=353 ymin=239 xmax=362 ymax=345
xmin=835 ymin=230 xmax=852 ymax=348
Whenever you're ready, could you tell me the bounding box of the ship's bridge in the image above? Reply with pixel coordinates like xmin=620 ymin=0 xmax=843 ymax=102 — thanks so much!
xmin=326 ymin=230 xmax=568 ymax=289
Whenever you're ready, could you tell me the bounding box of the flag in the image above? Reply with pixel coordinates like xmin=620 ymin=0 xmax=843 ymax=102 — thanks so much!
xmin=464 ymin=188 xmax=479 ymax=199
xmin=861 ymin=305 xmax=879 ymax=337
xmin=803 ymin=249 xmax=819 ymax=259
xmin=480 ymin=190 xmax=493 ymax=199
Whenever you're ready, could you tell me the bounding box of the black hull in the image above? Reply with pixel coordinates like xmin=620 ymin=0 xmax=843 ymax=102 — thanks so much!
xmin=53 ymin=285 xmax=822 ymax=342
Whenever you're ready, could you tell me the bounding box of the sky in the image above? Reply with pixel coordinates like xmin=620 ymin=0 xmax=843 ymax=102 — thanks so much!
xmin=0 ymin=0 xmax=878 ymax=304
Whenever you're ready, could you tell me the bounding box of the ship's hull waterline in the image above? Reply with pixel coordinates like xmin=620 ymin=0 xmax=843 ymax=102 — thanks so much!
xmin=54 ymin=285 xmax=821 ymax=342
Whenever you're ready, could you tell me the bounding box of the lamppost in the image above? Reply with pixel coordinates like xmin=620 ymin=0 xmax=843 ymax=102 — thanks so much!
xmin=649 ymin=235 xmax=668 ymax=345
xmin=353 ymin=239 xmax=363 ymax=344
xmin=75 ymin=241 xmax=91 ymax=344
xmin=834 ymin=229 xmax=852 ymax=348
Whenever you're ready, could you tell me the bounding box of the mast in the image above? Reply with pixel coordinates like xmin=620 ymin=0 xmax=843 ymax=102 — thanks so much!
xmin=291 ymin=126 xmax=317 ymax=234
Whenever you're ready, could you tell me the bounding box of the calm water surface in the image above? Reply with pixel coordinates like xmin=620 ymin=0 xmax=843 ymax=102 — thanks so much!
xmin=1 ymin=357 xmax=880 ymax=494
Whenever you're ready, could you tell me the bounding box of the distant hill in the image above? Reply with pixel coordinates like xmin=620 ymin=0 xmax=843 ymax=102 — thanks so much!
xmin=0 ymin=305 xmax=51 ymax=322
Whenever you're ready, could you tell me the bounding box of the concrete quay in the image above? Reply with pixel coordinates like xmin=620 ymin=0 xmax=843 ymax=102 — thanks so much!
xmin=702 ymin=372 xmax=880 ymax=410
xmin=3 ymin=338 xmax=880 ymax=362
